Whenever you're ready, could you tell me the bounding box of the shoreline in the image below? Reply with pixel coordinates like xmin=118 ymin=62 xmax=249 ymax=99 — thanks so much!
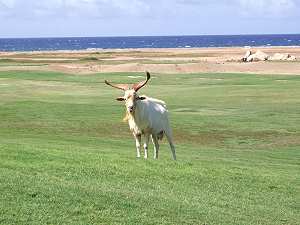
xmin=1 ymin=45 xmax=300 ymax=54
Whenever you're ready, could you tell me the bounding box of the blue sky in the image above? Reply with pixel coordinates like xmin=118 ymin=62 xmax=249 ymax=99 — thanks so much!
xmin=0 ymin=0 xmax=299 ymax=37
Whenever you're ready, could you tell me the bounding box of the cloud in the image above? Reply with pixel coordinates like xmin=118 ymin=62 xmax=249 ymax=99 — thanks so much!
xmin=1 ymin=0 xmax=298 ymax=20
xmin=235 ymin=0 xmax=299 ymax=17
xmin=0 ymin=0 xmax=152 ymax=19
xmin=0 ymin=0 xmax=299 ymax=37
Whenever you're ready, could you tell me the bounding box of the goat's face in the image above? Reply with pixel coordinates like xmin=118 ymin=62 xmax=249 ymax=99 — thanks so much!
xmin=116 ymin=90 xmax=145 ymax=114
xmin=104 ymin=71 xmax=150 ymax=114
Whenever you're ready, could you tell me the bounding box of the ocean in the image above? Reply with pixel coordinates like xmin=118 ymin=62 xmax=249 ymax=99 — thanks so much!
xmin=0 ymin=34 xmax=299 ymax=51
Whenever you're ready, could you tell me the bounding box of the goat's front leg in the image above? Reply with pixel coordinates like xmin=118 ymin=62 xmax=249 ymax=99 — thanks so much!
xmin=143 ymin=133 xmax=150 ymax=159
xmin=134 ymin=133 xmax=142 ymax=158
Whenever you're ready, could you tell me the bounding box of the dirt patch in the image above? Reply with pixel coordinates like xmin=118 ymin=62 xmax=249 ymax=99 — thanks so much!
xmin=1 ymin=47 xmax=300 ymax=75
xmin=173 ymin=129 xmax=225 ymax=145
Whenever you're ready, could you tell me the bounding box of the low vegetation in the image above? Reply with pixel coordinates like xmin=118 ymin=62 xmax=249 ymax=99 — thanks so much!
xmin=0 ymin=71 xmax=299 ymax=224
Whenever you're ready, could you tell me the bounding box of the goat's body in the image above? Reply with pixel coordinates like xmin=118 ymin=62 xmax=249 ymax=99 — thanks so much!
xmin=127 ymin=96 xmax=176 ymax=160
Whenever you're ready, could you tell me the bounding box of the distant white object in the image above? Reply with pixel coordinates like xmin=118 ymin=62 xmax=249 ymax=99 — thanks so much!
xmin=269 ymin=53 xmax=290 ymax=61
xmin=247 ymin=50 xmax=269 ymax=61
xmin=287 ymin=55 xmax=296 ymax=61
xmin=243 ymin=50 xmax=296 ymax=62
xmin=269 ymin=53 xmax=296 ymax=61
xmin=242 ymin=50 xmax=252 ymax=62
xmin=246 ymin=50 xmax=269 ymax=62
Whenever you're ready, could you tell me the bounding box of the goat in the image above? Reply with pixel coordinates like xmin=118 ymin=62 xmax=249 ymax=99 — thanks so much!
xmin=105 ymin=72 xmax=176 ymax=160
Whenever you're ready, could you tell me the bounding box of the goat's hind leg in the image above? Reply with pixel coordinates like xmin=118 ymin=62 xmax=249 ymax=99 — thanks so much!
xmin=143 ymin=133 xmax=150 ymax=159
xmin=151 ymin=134 xmax=159 ymax=159
xmin=165 ymin=129 xmax=176 ymax=160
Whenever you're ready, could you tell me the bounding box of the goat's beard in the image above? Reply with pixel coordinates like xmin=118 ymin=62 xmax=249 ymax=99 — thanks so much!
xmin=123 ymin=110 xmax=134 ymax=122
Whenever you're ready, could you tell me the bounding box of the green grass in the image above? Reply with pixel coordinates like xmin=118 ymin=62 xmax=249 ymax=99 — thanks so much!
xmin=0 ymin=71 xmax=299 ymax=225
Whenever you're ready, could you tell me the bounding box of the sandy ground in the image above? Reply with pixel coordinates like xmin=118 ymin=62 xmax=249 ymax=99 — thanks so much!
xmin=0 ymin=46 xmax=300 ymax=75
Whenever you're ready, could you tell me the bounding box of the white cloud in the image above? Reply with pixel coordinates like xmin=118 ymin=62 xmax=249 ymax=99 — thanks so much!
xmin=0 ymin=0 xmax=15 ymax=8
xmin=0 ymin=0 xmax=299 ymax=37
xmin=236 ymin=0 xmax=298 ymax=17
xmin=2 ymin=0 xmax=297 ymax=21
xmin=0 ymin=0 xmax=152 ymax=19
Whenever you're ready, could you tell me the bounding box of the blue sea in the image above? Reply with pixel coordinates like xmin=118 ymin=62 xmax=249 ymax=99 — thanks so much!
xmin=0 ymin=34 xmax=299 ymax=51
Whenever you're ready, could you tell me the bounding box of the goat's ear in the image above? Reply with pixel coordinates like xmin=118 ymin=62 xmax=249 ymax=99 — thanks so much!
xmin=116 ymin=97 xmax=125 ymax=101
xmin=138 ymin=96 xmax=146 ymax=100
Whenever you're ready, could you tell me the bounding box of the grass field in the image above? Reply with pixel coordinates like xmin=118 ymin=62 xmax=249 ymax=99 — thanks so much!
xmin=0 ymin=70 xmax=299 ymax=225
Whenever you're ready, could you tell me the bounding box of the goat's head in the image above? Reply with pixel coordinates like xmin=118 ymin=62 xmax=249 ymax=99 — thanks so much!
xmin=105 ymin=72 xmax=150 ymax=114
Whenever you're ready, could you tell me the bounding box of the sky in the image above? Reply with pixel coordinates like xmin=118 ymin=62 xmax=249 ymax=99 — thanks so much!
xmin=0 ymin=0 xmax=299 ymax=38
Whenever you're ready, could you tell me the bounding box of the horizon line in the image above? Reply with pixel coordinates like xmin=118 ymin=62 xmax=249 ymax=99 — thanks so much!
xmin=1 ymin=33 xmax=300 ymax=39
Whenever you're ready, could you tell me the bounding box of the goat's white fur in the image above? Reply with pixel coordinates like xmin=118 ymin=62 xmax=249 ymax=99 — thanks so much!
xmin=125 ymin=94 xmax=176 ymax=160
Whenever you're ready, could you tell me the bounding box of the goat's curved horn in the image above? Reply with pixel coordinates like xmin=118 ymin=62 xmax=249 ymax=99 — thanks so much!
xmin=132 ymin=71 xmax=151 ymax=92
xmin=104 ymin=80 xmax=129 ymax=91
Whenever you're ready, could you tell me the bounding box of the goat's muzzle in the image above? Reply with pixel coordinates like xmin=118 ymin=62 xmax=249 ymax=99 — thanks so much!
xmin=128 ymin=106 xmax=134 ymax=113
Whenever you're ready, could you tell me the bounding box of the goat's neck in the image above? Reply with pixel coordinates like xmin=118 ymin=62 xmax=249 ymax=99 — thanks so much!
xmin=132 ymin=100 xmax=143 ymax=122
xmin=124 ymin=101 xmax=144 ymax=135
xmin=123 ymin=100 xmax=142 ymax=122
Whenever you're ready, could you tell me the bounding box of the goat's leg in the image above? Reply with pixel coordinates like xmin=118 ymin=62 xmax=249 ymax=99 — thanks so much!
xmin=165 ymin=129 xmax=176 ymax=160
xmin=143 ymin=133 xmax=150 ymax=159
xmin=151 ymin=134 xmax=159 ymax=159
xmin=134 ymin=134 xmax=142 ymax=158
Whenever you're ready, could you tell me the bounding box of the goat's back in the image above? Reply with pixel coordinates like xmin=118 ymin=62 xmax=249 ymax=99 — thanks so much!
xmin=136 ymin=96 xmax=170 ymax=134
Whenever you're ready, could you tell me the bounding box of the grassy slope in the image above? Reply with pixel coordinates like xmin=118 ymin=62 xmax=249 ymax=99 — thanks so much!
xmin=0 ymin=71 xmax=299 ymax=225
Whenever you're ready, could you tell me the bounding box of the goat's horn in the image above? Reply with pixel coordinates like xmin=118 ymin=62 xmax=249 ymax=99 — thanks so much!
xmin=132 ymin=71 xmax=151 ymax=92
xmin=104 ymin=80 xmax=129 ymax=91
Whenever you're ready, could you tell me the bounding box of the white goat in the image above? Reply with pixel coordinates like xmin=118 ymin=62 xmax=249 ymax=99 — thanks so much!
xmin=105 ymin=72 xmax=176 ymax=160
